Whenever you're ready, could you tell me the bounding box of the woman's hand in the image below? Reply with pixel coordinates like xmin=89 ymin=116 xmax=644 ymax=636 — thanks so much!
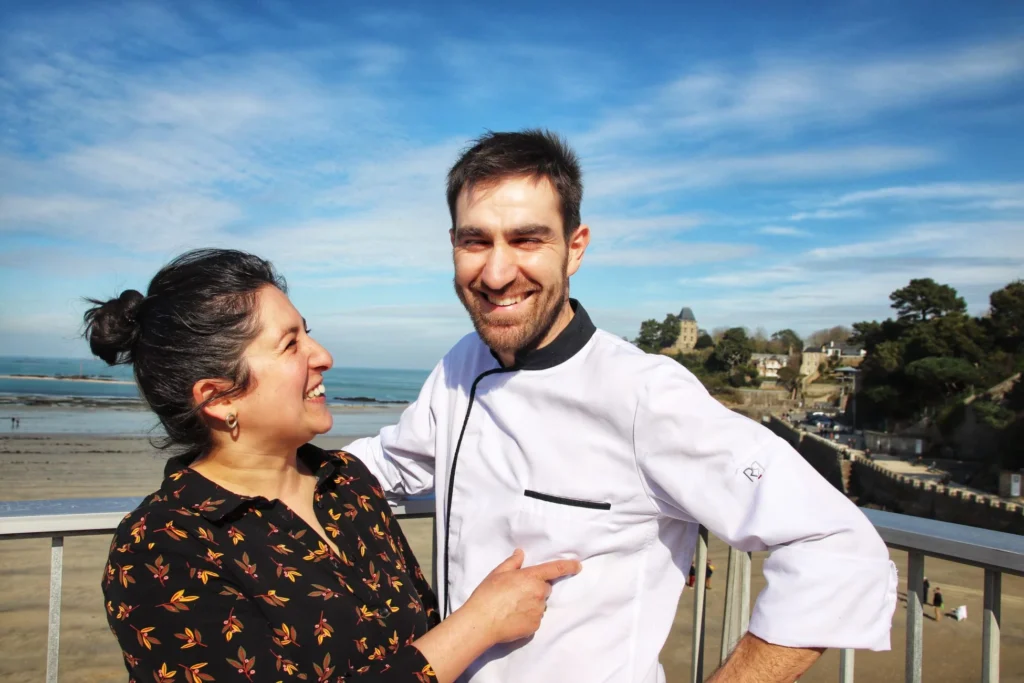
xmin=463 ymin=549 xmax=582 ymax=644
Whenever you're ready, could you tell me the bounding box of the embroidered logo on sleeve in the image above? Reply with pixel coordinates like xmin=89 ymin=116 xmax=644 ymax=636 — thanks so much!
xmin=743 ymin=461 xmax=764 ymax=482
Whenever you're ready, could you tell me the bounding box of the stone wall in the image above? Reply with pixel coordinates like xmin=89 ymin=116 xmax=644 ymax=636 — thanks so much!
xmin=764 ymin=417 xmax=1024 ymax=535
xmin=849 ymin=460 xmax=1024 ymax=535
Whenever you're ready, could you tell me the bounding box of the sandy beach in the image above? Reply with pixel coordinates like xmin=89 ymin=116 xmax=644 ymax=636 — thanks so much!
xmin=2 ymin=433 xmax=1022 ymax=682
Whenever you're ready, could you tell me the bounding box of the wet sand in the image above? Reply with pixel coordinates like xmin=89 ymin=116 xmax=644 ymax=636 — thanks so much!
xmin=1 ymin=434 xmax=1022 ymax=682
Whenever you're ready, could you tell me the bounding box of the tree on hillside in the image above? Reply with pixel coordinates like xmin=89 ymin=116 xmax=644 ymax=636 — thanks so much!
xmin=904 ymin=356 xmax=983 ymax=406
xmin=805 ymin=326 xmax=852 ymax=348
xmin=634 ymin=313 xmax=681 ymax=353
xmin=987 ymin=280 xmax=1024 ymax=354
xmin=695 ymin=332 xmax=714 ymax=350
xmin=890 ymin=278 xmax=966 ymax=323
xmin=707 ymin=327 xmax=752 ymax=373
xmin=771 ymin=329 xmax=803 ymax=354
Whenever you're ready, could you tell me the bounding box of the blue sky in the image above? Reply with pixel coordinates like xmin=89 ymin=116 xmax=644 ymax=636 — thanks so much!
xmin=1 ymin=0 xmax=1022 ymax=369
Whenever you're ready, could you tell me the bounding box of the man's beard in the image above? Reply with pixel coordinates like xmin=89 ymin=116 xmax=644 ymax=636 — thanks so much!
xmin=455 ymin=268 xmax=569 ymax=360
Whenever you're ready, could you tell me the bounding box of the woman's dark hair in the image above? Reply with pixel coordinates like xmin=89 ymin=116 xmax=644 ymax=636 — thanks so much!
xmin=83 ymin=248 xmax=286 ymax=459
xmin=446 ymin=129 xmax=583 ymax=240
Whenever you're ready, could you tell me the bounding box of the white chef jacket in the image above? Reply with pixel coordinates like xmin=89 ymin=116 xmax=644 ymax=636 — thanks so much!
xmin=345 ymin=301 xmax=898 ymax=683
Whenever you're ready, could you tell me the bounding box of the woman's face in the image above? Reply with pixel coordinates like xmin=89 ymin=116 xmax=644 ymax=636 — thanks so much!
xmin=230 ymin=285 xmax=334 ymax=448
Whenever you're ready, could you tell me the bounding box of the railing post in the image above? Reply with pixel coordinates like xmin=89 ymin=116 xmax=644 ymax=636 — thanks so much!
xmin=905 ymin=551 xmax=924 ymax=683
xmin=739 ymin=551 xmax=751 ymax=635
xmin=691 ymin=527 xmax=709 ymax=683
xmin=982 ymin=569 xmax=1001 ymax=683
xmin=840 ymin=648 xmax=855 ymax=683
xmin=47 ymin=536 xmax=64 ymax=683
xmin=720 ymin=545 xmax=741 ymax=664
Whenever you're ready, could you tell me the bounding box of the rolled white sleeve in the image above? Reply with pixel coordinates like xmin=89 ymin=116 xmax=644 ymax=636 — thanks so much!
xmin=633 ymin=362 xmax=898 ymax=651
xmin=344 ymin=361 xmax=443 ymax=497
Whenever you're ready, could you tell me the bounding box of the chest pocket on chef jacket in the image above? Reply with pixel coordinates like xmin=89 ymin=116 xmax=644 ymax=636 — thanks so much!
xmin=511 ymin=489 xmax=611 ymax=606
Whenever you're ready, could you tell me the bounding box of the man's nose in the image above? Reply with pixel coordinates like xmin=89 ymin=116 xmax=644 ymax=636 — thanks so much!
xmin=480 ymin=243 xmax=517 ymax=290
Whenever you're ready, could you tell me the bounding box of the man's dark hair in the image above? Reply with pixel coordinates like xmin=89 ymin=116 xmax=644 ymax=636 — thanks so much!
xmin=83 ymin=248 xmax=286 ymax=461
xmin=446 ymin=129 xmax=583 ymax=239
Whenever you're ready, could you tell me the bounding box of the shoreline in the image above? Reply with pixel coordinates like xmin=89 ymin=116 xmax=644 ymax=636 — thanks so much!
xmin=0 ymin=396 xmax=410 ymax=411
xmin=0 ymin=374 xmax=134 ymax=385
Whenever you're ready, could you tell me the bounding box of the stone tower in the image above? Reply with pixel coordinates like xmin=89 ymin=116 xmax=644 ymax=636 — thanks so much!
xmin=669 ymin=307 xmax=699 ymax=353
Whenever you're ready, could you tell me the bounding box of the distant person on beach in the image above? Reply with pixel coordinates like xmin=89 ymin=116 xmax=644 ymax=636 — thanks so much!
xmin=86 ymin=249 xmax=577 ymax=683
xmin=346 ymin=130 xmax=897 ymax=683
xmin=933 ymin=588 xmax=944 ymax=621
xmin=923 ymin=577 xmax=930 ymax=605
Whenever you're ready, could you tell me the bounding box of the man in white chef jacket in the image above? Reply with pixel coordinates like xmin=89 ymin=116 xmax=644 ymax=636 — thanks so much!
xmin=345 ymin=130 xmax=898 ymax=682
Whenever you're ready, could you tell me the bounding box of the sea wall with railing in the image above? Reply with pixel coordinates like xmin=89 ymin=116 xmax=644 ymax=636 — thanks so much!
xmin=764 ymin=417 xmax=1024 ymax=535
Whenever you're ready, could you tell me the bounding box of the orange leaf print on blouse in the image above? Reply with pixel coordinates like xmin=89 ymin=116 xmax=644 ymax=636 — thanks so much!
xmin=255 ymin=589 xmax=289 ymax=607
xmin=193 ymin=568 xmax=219 ymax=585
xmin=118 ymin=564 xmax=135 ymax=588
xmin=129 ymin=515 xmax=148 ymax=543
xmin=115 ymin=602 xmax=139 ymax=621
xmin=226 ymin=527 xmax=245 ymax=545
xmin=196 ymin=526 xmax=217 ymax=544
xmin=154 ymin=662 xmax=176 ymax=682
xmin=132 ymin=625 xmax=161 ymax=650
xmin=303 ymin=541 xmax=331 ymax=563
xmin=314 ymin=612 xmax=333 ymax=645
xmin=174 ymin=627 xmax=207 ymax=649
xmin=157 ymin=589 xmax=200 ymax=613
xmin=226 ymin=646 xmax=256 ymax=682
xmin=181 ymin=662 xmax=214 ymax=683
xmin=272 ymin=622 xmax=299 ymax=647
xmin=307 ymin=584 xmax=341 ymax=600
xmin=271 ymin=651 xmax=301 ymax=676
xmin=145 ymin=555 xmax=170 ymax=587
xmin=157 ymin=521 xmax=189 ymax=541
xmin=272 ymin=557 xmax=302 ymax=582
xmin=353 ymin=636 xmax=367 ymax=653
xmin=234 ymin=552 xmax=259 ymax=580
xmin=203 ymin=549 xmax=224 ymax=567
xmin=313 ymin=652 xmax=334 ymax=683
xmin=414 ymin=664 xmax=437 ymax=682
xmin=268 ymin=542 xmax=293 ymax=556
xmin=221 ymin=608 xmax=243 ymax=641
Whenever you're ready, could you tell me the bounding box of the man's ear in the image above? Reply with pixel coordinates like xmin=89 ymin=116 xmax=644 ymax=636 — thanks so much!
xmin=566 ymin=224 xmax=590 ymax=277
xmin=192 ymin=378 xmax=236 ymax=422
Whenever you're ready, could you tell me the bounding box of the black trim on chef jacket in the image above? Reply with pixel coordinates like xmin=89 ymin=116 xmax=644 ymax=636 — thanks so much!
xmin=443 ymin=299 xmax=597 ymax=617
xmin=523 ymin=489 xmax=611 ymax=511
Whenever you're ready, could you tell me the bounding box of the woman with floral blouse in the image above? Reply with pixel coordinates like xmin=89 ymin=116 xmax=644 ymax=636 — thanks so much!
xmin=87 ymin=249 xmax=579 ymax=683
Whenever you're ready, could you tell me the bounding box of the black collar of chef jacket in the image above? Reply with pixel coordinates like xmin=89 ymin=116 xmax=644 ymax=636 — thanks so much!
xmin=160 ymin=444 xmax=343 ymax=523
xmin=492 ymin=298 xmax=597 ymax=371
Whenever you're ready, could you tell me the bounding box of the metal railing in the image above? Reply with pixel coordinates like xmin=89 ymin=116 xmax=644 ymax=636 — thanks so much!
xmin=1 ymin=500 xmax=1021 ymax=683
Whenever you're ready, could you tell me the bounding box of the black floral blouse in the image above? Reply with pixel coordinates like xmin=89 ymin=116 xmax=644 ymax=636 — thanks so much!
xmin=102 ymin=445 xmax=440 ymax=682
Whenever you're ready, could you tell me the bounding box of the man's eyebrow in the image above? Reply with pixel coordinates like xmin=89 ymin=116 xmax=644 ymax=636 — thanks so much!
xmin=455 ymin=224 xmax=555 ymax=239
xmin=508 ymin=224 xmax=556 ymax=238
xmin=454 ymin=225 xmax=489 ymax=239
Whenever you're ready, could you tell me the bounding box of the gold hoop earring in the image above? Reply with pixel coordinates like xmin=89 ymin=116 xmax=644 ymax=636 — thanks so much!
xmin=225 ymin=413 xmax=238 ymax=430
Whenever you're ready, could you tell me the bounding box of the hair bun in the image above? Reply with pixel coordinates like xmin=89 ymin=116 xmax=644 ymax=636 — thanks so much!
xmin=83 ymin=289 xmax=146 ymax=365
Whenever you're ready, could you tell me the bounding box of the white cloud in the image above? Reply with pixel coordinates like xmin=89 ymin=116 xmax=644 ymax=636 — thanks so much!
xmin=758 ymin=226 xmax=810 ymax=237
xmin=582 ymin=39 xmax=1024 ymax=145
xmin=827 ymin=182 xmax=1024 ymax=209
xmin=788 ymin=209 xmax=863 ymax=221
xmin=587 ymin=242 xmax=757 ymax=266
xmin=585 ymin=145 xmax=940 ymax=200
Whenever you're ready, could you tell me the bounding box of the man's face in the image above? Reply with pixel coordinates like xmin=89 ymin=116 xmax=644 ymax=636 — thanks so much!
xmin=451 ymin=175 xmax=589 ymax=358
